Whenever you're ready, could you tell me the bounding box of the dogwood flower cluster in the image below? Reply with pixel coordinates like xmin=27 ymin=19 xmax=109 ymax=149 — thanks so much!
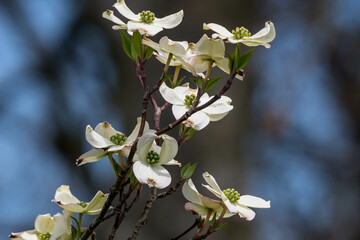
xmin=11 ymin=1 xmax=276 ymax=239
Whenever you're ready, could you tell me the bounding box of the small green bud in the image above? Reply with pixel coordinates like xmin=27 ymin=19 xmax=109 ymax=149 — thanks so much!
xmin=140 ymin=10 xmax=155 ymax=23
xmin=222 ymin=188 xmax=240 ymax=203
xmin=78 ymin=201 xmax=87 ymax=208
xmin=232 ymin=26 xmax=251 ymax=39
xmin=110 ymin=133 xmax=127 ymax=145
xmin=184 ymin=94 xmax=198 ymax=108
xmin=146 ymin=150 xmax=160 ymax=165
xmin=39 ymin=233 xmax=51 ymax=240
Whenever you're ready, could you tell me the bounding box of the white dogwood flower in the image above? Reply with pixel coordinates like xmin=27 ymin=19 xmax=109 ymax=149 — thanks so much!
xmin=53 ymin=185 xmax=108 ymax=215
xmin=104 ymin=0 xmax=183 ymax=36
xmin=10 ymin=211 xmax=72 ymax=240
xmin=202 ymin=172 xmax=270 ymax=221
xmin=182 ymin=179 xmax=235 ymax=219
xmin=203 ymin=21 xmax=276 ymax=48
xmin=133 ymin=130 xmax=179 ymax=189
xmin=77 ymin=118 xmax=149 ymax=166
xmin=159 ymin=83 xmax=233 ymax=130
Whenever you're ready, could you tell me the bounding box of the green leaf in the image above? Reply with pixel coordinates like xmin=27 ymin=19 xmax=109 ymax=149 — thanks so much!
xmin=181 ymin=162 xmax=197 ymax=179
xmin=119 ymin=31 xmax=133 ymax=60
xmin=234 ymin=49 xmax=256 ymax=71
xmin=71 ymin=225 xmax=77 ymax=240
xmin=174 ymin=76 xmax=186 ymax=87
xmin=204 ymin=77 xmax=221 ymax=93
xmin=179 ymin=123 xmax=185 ymax=136
xmin=144 ymin=46 xmax=153 ymax=60
xmin=227 ymin=53 xmax=234 ymax=73
xmin=185 ymin=127 xmax=196 ymax=140
xmin=130 ymin=171 xmax=138 ymax=187
xmin=213 ymin=222 xmax=228 ymax=231
xmin=131 ymin=31 xmax=143 ymax=61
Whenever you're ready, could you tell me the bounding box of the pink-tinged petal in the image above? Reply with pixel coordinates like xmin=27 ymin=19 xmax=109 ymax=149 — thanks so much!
xmin=35 ymin=214 xmax=54 ymax=234
xmin=159 ymin=134 xmax=178 ymax=164
xmin=133 ymin=161 xmax=171 ymax=189
xmin=238 ymin=195 xmax=271 ymax=208
xmin=160 ymin=83 xmax=187 ymax=105
xmin=85 ymin=125 xmax=114 ymax=149
xmin=102 ymin=10 xmax=127 ymax=29
xmin=113 ymin=1 xmax=139 ymax=21
xmin=186 ymin=112 xmax=210 ymax=131
xmin=164 ymin=159 xmax=181 ymax=167
xmin=127 ymin=21 xmax=163 ymax=36
xmin=184 ymin=202 xmax=211 ymax=218
xmin=182 ymin=179 xmax=203 ymax=205
xmin=76 ymin=149 xmax=107 ymax=166
xmin=84 ymin=191 xmax=109 ymax=215
xmin=203 ymin=23 xmax=233 ymax=38
xmin=154 ymin=10 xmax=184 ymax=29
xmin=202 ymin=172 xmax=223 ymax=196
xmin=126 ymin=117 xmax=149 ymax=143
xmin=137 ymin=130 xmax=157 ymax=162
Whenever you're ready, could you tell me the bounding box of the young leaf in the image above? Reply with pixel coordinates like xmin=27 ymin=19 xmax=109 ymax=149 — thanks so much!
xmin=213 ymin=222 xmax=228 ymax=231
xmin=119 ymin=31 xmax=133 ymax=60
xmin=130 ymin=172 xmax=138 ymax=187
xmin=174 ymin=76 xmax=186 ymax=87
xmin=144 ymin=46 xmax=154 ymax=60
xmin=131 ymin=31 xmax=143 ymax=61
xmin=185 ymin=127 xmax=196 ymax=140
xmin=204 ymin=77 xmax=221 ymax=93
xmin=181 ymin=163 xmax=190 ymax=179
xmin=234 ymin=49 xmax=256 ymax=71
xmin=181 ymin=162 xmax=197 ymax=179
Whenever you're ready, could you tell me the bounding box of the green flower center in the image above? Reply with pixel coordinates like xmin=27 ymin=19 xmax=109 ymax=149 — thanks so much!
xmin=184 ymin=94 xmax=197 ymax=108
xmin=110 ymin=133 xmax=127 ymax=145
xmin=39 ymin=233 xmax=51 ymax=240
xmin=232 ymin=27 xmax=251 ymax=39
xmin=146 ymin=150 xmax=160 ymax=165
xmin=78 ymin=201 xmax=87 ymax=208
xmin=223 ymin=188 xmax=240 ymax=203
xmin=140 ymin=10 xmax=155 ymax=23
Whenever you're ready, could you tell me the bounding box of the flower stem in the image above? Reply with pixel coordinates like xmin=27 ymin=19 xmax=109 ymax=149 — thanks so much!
xmin=77 ymin=213 xmax=83 ymax=238
xmin=173 ymin=66 xmax=181 ymax=85
xmin=164 ymin=53 xmax=173 ymax=76
xmin=202 ymin=60 xmax=213 ymax=90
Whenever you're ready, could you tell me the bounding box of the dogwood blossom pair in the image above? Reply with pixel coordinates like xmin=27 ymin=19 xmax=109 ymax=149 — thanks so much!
xmin=103 ymin=0 xmax=183 ymax=36
xmin=182 ymin=172 xmax=270 ymax=221
xmin=10 ymin=211 xmax=72 ymax=240
xmin=160 ymin=83 xmax=233 ymax=131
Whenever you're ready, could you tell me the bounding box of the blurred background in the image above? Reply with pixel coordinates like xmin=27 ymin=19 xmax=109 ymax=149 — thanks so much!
xmin=1 ymin=0 xmax=360 ymax=239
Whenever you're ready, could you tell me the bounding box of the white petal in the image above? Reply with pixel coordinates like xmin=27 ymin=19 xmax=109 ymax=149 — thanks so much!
xmin=133 ymin=161 xmax=171 ymax=189
xmin=51 ymin=213 xmax=68 ymax=238
xmin=102 ymin=10 xmax=127 ymax=29
xmin=235 ymin=205 xmax=256 ymax=221
xmin=160 ymin=83 xmax=187 ymax=105
xmin=76 ymin=149 xmax=107 ymax=166
xmin=113 ymin=1 xmax=139 ymax=21
xmin=85 ymin=125 xmax=114 ymax=149
xmin=94 ymin=122 xmax=122 ymax=140
xmin=19 ymin=232 xmax=38 ymax=240
xmin=126 ymin=117 xmax=149 ymax=143
xmin=195 ymin=34 xmax=225 ymax=59
xmin=201 ymin=95 xmax=233 ymax=115
xmin=84 ymin=191 xmax=109 ymax=215
xmin=202 ymin=172 xmax=223 ymax=196
xmin=142 ymin=38 xmax=161 ymax=52
xmin=203 ymin=23 xmax=233 ymax=38
xmin=202 ymin=184 xmax=223 ymax=199
xmin=241 ymin=21 xmax=276 ymax=48
xmin=35 ymin=214 xmax=54 ymax=234
xmin=186 ymin=111 xmax=210 ymax=131
xmin=159 ymin=36 xmax=186 ymax=56
xmin=159 ymin=134 xmax=178 ymax=164
xmin=184 ymin=202 xmax=211 ymax=219
xmin=171 ymin=105 xmax=187 ymax=120
xmin=108 ymin=145 xmax=126 ymax=152
xmin=215 ymin=58 xmax=244 ymax=80
xmin=164 ymin=159 xmax=181 ymax=166
xmin=127 ymin=21 xmax=163 ymax=36
xmin=53 ymin=185 xmax=80 ymax=204
xmin=223 ymin=199 xmax=241 ymax=214
xmin=137 ymin=130 xmax=157 ymax=162
xmin=238 ymin=195 xmax=271 ymax=208
xmin=154 ymin=10 xmax=184 ymax=29
xmin=182 ymin=179 xmax=203 ymax=205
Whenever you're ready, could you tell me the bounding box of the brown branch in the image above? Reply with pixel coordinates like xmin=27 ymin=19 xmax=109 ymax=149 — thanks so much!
xmin=171 ymin=218 xmax=201 ymax=240
xmin=127 ymin=187 xmax=158 ymax=240
xmin=157 ymin=178 xmax=184 ymax=199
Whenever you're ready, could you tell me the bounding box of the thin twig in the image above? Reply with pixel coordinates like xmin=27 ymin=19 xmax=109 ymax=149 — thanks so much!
xmin=171 ymin=218 xmax=201 ymax=240
xmin=127 ymin=187 xmax=158 ymax=240
xmin=157 ymin=178 xmax=184 ymax=199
